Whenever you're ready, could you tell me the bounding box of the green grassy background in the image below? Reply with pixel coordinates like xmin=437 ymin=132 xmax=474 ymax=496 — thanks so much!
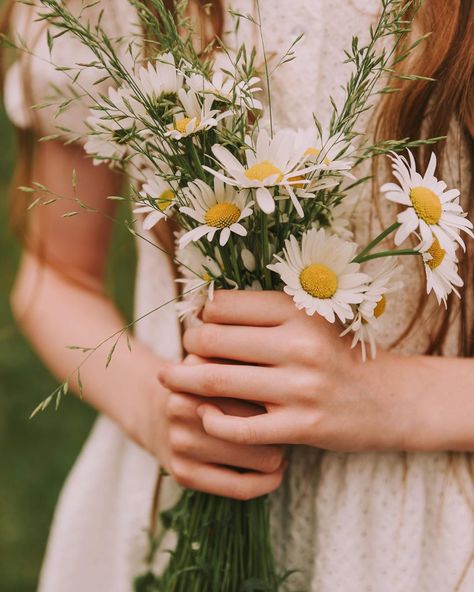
xmin=0 ymin=103 xmax=136 ymax=590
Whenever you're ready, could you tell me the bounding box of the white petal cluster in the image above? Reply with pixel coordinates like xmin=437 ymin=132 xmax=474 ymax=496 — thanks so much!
xmin=131 ymin=53 xmax=184 ymax=101
xmin=420 ymin=236 xmax=463 ymax=306
xmin=381 ymin=151 xmax=473 ymax=254
xmin=268 ymin=228 xmax=370 ymax=323
xmin=133 ymin=169 xmax=177 ymax=231
xmin=187 ymin=70 xmax=262 ymax=111
xmin=175 ymin=240 xmax=223 ymax=320
xmin=84 ymin=87 xmax=137 ymax=165
xmin=204 ymin=128 xmax=323 ymax=216
xmin=166 ymin=89 xmax=232 ymax=139
xmin=341 ymin=259 xmax=402 ymax=361
xmin=179 ymin=177 xmax=253 ymax=248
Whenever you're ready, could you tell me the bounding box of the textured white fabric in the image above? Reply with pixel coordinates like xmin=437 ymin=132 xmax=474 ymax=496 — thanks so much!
xmin=4 ymin=1 xmax=474 ymax=591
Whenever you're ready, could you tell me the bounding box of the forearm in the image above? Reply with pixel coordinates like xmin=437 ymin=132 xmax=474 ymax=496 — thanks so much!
xmin=373 ymin=350 xmax=474 ymax=452
xmin=11 ymin=253 xmax=168 ymax=443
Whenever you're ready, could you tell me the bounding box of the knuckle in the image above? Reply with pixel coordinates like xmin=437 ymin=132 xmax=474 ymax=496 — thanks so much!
xmin=166 ymin=393 xmax=195 ymax=420
xmin=262 ymin=447 xmax=284 ymax=473
xmin=268 ymin=468 xmax=284 ymax=492
xmin=294 ymin=336 xmax=321 ymax=366
xmin=169 ymin=426 xmax=193 ymax=454
xmin=295 ymin=373 xmax=317 ymax=401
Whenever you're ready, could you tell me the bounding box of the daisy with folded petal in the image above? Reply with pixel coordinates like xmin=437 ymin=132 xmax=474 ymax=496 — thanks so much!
xmin=133 ymin=172 xmax=177 ymax=230
xmin=175 ymin=240 xmax=223 ymax=320
xmin=421 ymin=236 xmax=463 ymax=306
xmin=178 ymin=177 xmax=253 ymax=248
xmin=204 ymin=128 xmax=320 ymax=216
xmin=341 ymin=259 xmax=401 ymax=360
xmin=166 ymin=89 xmax=232 ymax=140
xmin=381 ymin=150 xmax=473 ymax=255
xmin=268 ymin=228 xmax=370 ymax=323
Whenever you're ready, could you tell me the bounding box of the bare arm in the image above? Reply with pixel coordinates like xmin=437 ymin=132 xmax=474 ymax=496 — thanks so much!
xmin=10 ymin=140 xmax=163 ymax=448
xmin=10 ymin=141 xmax=284 ymax=499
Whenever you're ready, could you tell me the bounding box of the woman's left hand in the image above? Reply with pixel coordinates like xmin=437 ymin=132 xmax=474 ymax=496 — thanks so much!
xmin=159 ymin=290 xmax=414 ymax=452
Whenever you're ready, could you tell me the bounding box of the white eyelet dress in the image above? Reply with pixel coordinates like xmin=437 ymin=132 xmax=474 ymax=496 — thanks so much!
xmin=4 ymin=1 xmax=474 ymax=591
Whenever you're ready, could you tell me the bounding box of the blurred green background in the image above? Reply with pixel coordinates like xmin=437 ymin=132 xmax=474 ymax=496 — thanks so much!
xmin=0 ymin=77 xmax=136 ymax=592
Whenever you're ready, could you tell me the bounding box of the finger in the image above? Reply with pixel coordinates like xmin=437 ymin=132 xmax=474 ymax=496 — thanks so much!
xmin=166 ymin=392 xmax=265 ymax=423
xmin=203 ymin=290 xmax=294 ymax=326
xmin=183 ymin=354 xmax=206 ymax=366
xmin=160 ymin=363 xmax=289 ymax=403
xmin=214 ymin=397 xmax=265 ymax=417
xmin=169 ymin=426 xmax=284 ymax=473
xmin=183 ymin=323 xmax=285 ymax=364
xmin=198 ymin=404 xmax=295 ymax=445
xmin=170 ymin=457 xmax=284 ymax=500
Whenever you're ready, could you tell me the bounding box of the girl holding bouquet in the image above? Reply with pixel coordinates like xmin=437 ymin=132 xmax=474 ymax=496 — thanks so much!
xmin=1 ymin=0 xmax=473 ymax=590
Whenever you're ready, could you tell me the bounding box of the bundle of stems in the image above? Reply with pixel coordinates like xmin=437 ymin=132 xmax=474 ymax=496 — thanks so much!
xmin=135 ymin=492 xmax=280 ymax=592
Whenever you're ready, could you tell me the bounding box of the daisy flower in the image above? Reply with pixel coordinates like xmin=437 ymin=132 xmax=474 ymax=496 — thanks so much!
xmin=297 ymin=128 xmax=354 ymax=174
xmin=166 ymin=89 xmax=232 ymax=140
xmin=175 ymin=241 xmax=223 ymax=320
xmin=132 ymin=52 xmax=184 ymax=101
xmin=204 ymin=128 xmax=320 ymax=216
xmin=381 ymin=150 xmax=473 ymax=255
xmin=421 ymin=236 xmax=463 ymax=306
xmin=84 ymin=88 xmax=136 ymax=165
xmin=187 ymin=70 xmax=262 ymax=111
xmin=179 ymin=177 xmax=253 ymax=248
xmin=268 ymin=228 xmax=370 ymax=322
xmin=341 ymin=259 xmax=401 ymax=360
xmin=133 ymin=172 xmax=177 ymax=230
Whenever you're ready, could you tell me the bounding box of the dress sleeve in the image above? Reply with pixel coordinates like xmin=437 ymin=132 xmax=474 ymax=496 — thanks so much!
xmin=3 ymin=0 xmax=139 ymax=139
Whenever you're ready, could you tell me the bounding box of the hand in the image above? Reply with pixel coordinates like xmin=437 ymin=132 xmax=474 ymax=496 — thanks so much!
xmin=147 ymin=355 xmax=285 ymax=500
xmin=159 ymin=291 xmax=413 ymax=453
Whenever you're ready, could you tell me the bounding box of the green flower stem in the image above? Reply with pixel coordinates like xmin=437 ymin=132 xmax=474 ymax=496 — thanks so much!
xmin=146 ymin=492 xmax=279 ymax=592
xmin=355 ymin=248 xmax=421 ymax=263
xmin=261 ymin=212 xmax=272 ymax=290
xmin=187 ymin=139 xmax=206 ymax=180
xmin=352 ymin=222 xmax=400 ymax=263
xmin=229 ymin=237 xmax=243 ymax=288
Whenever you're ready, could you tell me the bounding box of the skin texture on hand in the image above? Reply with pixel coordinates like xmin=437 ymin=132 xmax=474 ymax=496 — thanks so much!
xmin=159 ymin=290 xmax=474 ymax=454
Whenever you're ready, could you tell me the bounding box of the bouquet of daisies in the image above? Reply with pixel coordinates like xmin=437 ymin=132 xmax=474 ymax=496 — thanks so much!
xmin=13 ymin=0 xmax=473 ymax=589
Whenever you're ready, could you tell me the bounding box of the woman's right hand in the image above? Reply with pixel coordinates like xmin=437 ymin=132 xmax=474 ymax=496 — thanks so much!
xmin=141 ymin=355 xmax=286 ymax=500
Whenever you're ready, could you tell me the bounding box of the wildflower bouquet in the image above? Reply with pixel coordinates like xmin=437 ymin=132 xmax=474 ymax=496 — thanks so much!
xmin=11 ymin=0 xmax=473 ymax=589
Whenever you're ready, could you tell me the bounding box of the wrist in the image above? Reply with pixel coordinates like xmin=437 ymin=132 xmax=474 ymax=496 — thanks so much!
xmin=116 ymin=348 xmax=169 ymax=454
xmin=358 ymin=349 xmax=424 ymax=452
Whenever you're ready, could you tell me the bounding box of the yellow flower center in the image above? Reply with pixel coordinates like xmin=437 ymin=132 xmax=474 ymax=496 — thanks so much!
xmin=373 ymin=294 xmax=387 ymax=319
xmin=201 ymin=272 xmax=212 ymax=281
xmin=175 ymin=117 xmax=200 ymax=134
xmin=155 ymin=189 xmax=174 ymax=212
xmin=204 ymin=203 xmax=241 ymax=228
xmin=300 ymin=264 xmax=338 ymax=299
xmin=409 ymin=186 xmax=442 ymax=224
xmin=244 ymin=160 xmax=283 ymax=183
xmin=426 ymin=237 xmax=446 ymax=270
xmin=305 ymin=147 xmax=330 ymax=165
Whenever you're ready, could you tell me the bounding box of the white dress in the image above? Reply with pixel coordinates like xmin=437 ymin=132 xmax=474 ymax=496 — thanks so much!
xmin=5 ymin=1 xmax=474 ymax=591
